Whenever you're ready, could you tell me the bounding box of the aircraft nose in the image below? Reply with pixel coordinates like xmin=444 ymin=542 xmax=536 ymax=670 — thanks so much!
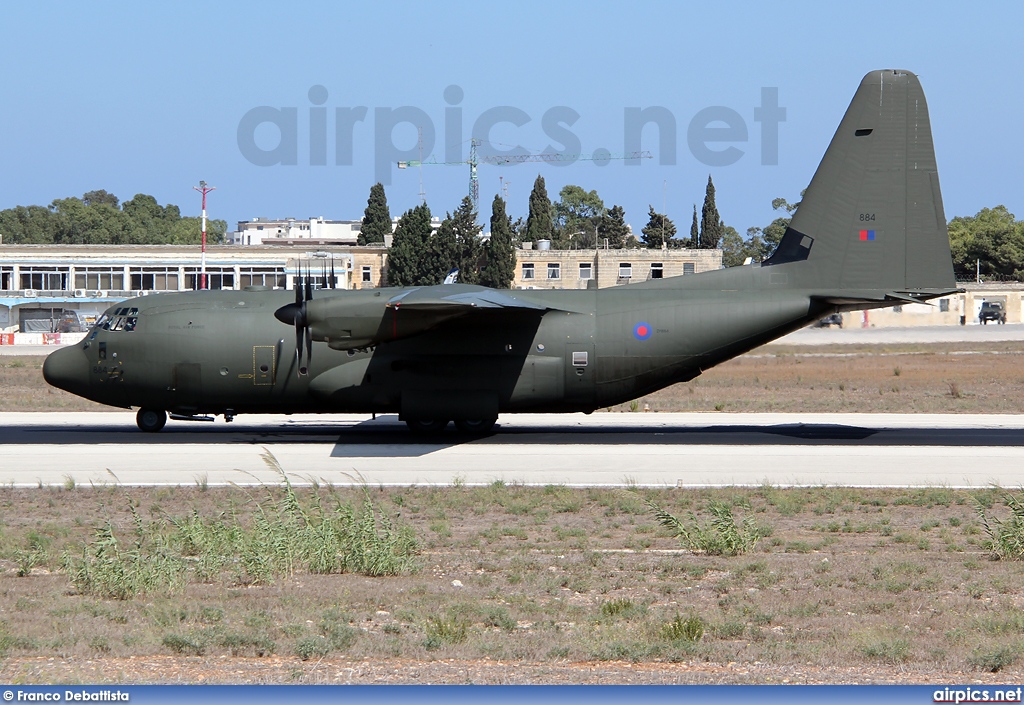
xmin=43 ymin=345 xmax=90 ymax=395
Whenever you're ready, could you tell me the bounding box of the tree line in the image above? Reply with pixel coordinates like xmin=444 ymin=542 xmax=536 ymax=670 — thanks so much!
xmin=5 ymin=184 xmax=1021 ymax=286
xmin=0 ymin=190 xmax=228 ymax=245
xmin=357 ymin=184 xmax=515 ymax=289
xmin=517 ymin=174 xmax=726 ymax=251
xmin=354 ymin=174 xmax=728 ymax=288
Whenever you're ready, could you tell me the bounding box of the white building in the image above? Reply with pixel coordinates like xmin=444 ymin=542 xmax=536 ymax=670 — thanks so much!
xmin=229 ymin=215 xmax=443 ymax=246
xmin=0 ymin=245 xmax=389 ymax=334
xmin=229 ymin=217 xmax=363 ymax=246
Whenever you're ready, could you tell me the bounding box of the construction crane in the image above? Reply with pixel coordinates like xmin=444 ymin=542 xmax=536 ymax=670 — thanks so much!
xmin=398 ymin=138 xmax=652 ymax=215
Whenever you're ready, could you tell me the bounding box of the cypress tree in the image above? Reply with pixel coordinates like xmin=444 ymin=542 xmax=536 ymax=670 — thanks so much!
xmin=597 ymin=205 xmax=629 ymax=249
xmin=425 ymin=216 xmax=458 ymax=284
xmin=451 ymin=196 xmax=483 ymax=284
xmin=481 ymin=195 xmax=516 ymax=289
xmin=690 ymin=204 xmax=699 ymax=248
xmin=386 ymin=203 xmax=432 ymax=286
xmin=700 ymin=175 xmax=723 ymax=249
xmin=358 ymin=182 xmax=391 ymax=245
xmin=525 ymin=174 xmax=553 ymax=244
xmin=641 ymin=206 xmax=677 ymax=249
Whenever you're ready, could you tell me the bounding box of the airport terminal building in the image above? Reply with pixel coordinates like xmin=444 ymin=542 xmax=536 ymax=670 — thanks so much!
xmin=0 ymin=244 xmax=722 ymax=334
xmin=4 ymin=237 xmax=1011 ymax=336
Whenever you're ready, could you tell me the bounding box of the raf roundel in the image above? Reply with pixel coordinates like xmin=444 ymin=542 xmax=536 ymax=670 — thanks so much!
xmin=633 ymin=322 xmax=653 ymax=341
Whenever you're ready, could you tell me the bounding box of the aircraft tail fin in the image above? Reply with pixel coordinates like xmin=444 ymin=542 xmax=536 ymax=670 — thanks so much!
xmin=764 ymin=70 xmax=957 ymax=298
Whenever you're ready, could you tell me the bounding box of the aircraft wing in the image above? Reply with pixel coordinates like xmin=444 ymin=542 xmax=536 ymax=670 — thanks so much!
xmin=386 ymin=286 xmax=553 ymax=312
xmin=314 ymin=285 xmax=558 ymax=351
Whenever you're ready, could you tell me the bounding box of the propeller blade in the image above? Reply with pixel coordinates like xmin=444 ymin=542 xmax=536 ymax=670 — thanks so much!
xmin=304 ymin=322 xmax=313 ymax=369
xmin=330 ymin=259 xmax=336 ymax=290
xmin=305 ymin=265 xmax=313 ymax=302
xmin=294 ymin=318 xmax=304 ymax=372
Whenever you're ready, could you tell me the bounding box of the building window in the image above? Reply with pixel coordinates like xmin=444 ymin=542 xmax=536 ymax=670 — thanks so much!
xmin=939 ymin=298 xmax=950 ymax=312
xmin=290 ymin=274 xmax=331 ymax=290
xmin=20 ymin=266 xmax=69 ymax=291
xmin=239 ymin=266 xmax=286 ymax=289
xmin=185 ymin=267 xmax=234 ymax=291
xmin=683 ymin=262 xmax=696 ymax=275
xmin=618 ymin=263 xmax=632 ymax=279
xmin=130 ymin=267 xmax=179 ymax=291
xmin=361 ymin=265 xmax=372 ymax=283
xmin=521 ymin=263 xmax=535 ymax=280
xmin=1 ymin=267 xmax=13 ymax=290
xmin=579 ymin=262 xmax=592 ymax=280
xmin=74 ymin=267 xmax=125 ymax=291
xmin=547 ymin=263 xmax=561 ymax=280
xmin=650 ymin=262 xmax=664 ymax=279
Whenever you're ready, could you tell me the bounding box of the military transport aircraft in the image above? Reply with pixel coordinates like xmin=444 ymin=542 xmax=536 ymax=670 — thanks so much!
xmin=44 ymin=70 xmax=959 ymax=433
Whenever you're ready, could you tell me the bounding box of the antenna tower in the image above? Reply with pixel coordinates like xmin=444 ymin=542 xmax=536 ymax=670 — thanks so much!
xmin=193 ymin=181 xmax=216 ymax=290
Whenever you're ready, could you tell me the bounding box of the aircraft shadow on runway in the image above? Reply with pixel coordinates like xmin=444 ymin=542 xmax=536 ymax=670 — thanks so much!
xmin=7 ymin=420 xmax=1024 ymax=459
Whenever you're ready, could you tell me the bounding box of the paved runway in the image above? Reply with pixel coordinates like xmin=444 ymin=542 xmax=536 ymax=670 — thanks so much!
xmin=2 ymin=411 xmax=1021 ymax=489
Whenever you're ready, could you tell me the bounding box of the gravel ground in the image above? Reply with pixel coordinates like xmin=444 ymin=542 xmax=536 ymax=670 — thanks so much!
xmin=0 ymin=656 xmax=1019 ymax=685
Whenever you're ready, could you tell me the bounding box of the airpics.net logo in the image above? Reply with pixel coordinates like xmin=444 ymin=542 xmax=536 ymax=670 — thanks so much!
xmin=236 ymin=84 xmax=786 ymax=183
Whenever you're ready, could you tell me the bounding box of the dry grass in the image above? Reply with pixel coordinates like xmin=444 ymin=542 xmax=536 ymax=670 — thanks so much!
xmin=0 ymin=357 xmax=110 ymax=412
xmin=5 ymin=342 xmax=1024 ymax=682
xmin=616 ymin=342 xmax=1024 ymax=414
xmin=1 ymin=483 xmax=1023 ymax=682
xmin=10 ymin=341 xmax=1024 ymax=414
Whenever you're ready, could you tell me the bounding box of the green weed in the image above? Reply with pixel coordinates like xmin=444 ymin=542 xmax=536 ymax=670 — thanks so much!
xmin=648 ymin=500 xmax=765 ymax=556
xmin=162 ymin=632 xmax=206 ymax=656
xmin=859 ymin=637 xmax=911 ymax=664
xmin=660 ymin=614 xmax=705 ymax=642
xmin=969 ymin=645 xmax=1018 ymax=672
xmin=424 ymin=615 xmax=469 ymax=650
xmin=600 ymin=598 xmax=647 ymax=621
xmin=975 ymin=490 xmax=1024 ymax=560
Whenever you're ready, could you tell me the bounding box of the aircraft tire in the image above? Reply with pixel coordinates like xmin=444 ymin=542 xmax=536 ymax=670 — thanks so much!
xmin=405 ymin=419 xmax=449 ymax=434
xmin=136 ymin=408 xmax=167 ymax=433
xmin=454 ymin=418 xmax=497 ymax=434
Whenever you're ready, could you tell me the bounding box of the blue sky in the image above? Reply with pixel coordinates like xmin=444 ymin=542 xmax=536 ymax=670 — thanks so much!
xmin=1 ymin=1 xmax=1021 ymax=236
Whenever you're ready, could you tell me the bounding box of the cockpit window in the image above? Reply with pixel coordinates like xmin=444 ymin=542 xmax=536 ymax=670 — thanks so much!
xmin=99 ymin=307 xmax=141 ymax=333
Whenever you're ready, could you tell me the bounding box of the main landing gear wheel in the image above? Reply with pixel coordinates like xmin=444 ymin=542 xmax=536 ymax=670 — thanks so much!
xmin=136 ymin=408 xmax=167 ymax=433
xmin=454 ymin=418 xmax=497 ymax=434
xmin=405 ymin=419 xmax=449 ymax=434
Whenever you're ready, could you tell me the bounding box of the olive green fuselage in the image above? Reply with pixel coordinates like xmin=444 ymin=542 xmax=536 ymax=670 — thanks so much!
xmin=54 ymin=264 xmax=825 ymax=418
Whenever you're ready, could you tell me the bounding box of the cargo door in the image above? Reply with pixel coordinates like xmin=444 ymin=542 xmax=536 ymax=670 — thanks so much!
xmin=173 ymin=362 xmax=202 ymax=412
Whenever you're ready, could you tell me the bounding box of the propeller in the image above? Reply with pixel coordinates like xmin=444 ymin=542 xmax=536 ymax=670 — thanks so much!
xmin=273 ymin=257 xmax=339 ymax=375
xmin=274 ymin=265 xmax=314 ymax=375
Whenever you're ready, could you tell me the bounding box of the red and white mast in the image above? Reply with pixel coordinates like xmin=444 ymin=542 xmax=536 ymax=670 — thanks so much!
xmin=193 ymin=180 xmax=216 ymax=290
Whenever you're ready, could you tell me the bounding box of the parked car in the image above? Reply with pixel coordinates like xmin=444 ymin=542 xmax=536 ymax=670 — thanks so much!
xmin=814 ymin=313 xmax=843 ymax=328
xmin=979 ymin=301 xmax=1007 ymax=325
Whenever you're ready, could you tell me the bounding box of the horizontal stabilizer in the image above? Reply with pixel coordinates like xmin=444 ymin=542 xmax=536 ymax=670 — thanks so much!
xmin=812 ymin=287 xmax=963 ymax=308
